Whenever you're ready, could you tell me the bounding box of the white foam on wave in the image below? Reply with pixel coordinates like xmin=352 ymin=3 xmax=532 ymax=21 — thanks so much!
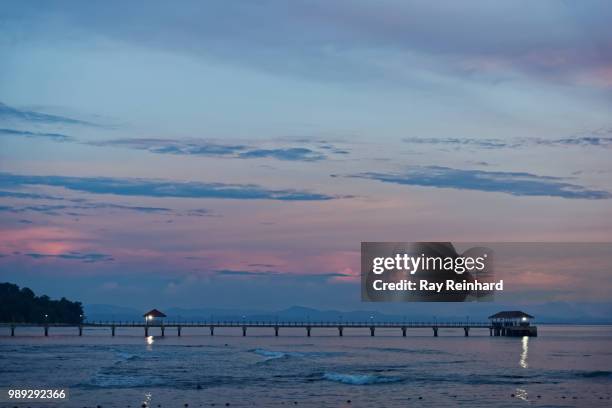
xmin=251 ymin=348 xmax=306 ymax=361
xmin=254 ymin=349 xmax=286 ymax=359
xmin=88 ymin=372 xmax=164 ymax=388
xmin=116 ymin=352 xmax=137 ymax=362
xmin=323 ymin=372 xmax=402 ymax=385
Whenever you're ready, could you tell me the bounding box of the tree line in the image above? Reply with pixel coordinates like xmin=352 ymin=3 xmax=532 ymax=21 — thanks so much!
xmin=0 ymin=282 xmax=84 ymax=323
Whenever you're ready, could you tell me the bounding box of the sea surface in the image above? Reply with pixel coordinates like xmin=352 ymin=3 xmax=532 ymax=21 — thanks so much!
xmin=0 ymin=325 xmax=611 ymax=407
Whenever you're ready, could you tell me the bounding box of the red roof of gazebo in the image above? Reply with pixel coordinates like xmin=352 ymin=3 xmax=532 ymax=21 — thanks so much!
xmin=143 ymin=309 xmax=167 ymax=318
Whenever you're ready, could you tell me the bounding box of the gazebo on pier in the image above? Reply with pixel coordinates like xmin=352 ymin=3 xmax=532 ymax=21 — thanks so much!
xmin=143 ymin=309 xmax=167 ymax=323
xmin=488 ymin=311 xmax=537 ymax=337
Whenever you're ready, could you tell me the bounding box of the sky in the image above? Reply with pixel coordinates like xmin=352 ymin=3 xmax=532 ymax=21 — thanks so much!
xmin=1 ymin=1 xmax=611 ymax=317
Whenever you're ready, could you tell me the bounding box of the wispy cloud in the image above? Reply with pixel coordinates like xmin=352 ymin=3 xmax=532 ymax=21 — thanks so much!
xmin=2 ymin=131 xmax=341 ymax=162
xmin=184 ymin=208 xmax=212 ymax=217
xmin=403 ymin=132 xmax=612 ymax=150
xmin=238 ymin=147 xmax=325 ymax=161
xmin=91 ymin=138 xmax=334 ymax=162
xmin=403 ymin=137 xmax=517 ymax=149
xmin=349 ymin=166 xmax=611 ymax=200
xmin=543 ymin=136 xmax=612 ymax=148
xmin=0 ymin=172 xmax=336 ymax=201
xmin=0 ymin=102 xmax=101 ymax=127
xmin=24 ymin=251 xmax=114 ymax=263
xmin=248 ymin=263 xmax=279 ymax=268
xmin=0 ymin=197 xmax=217 ymax=218
xmin=0 ymin=187 xmax=220 ymax=217
xmin=0 ymin=128 xmax=74 ymax=142
xmin=0 ymin=204 xmax=71 ymax=216
xmin=216 ymin=269 xmax=280 ymax=277
xmin=91 ymin=138 xmax=246 ymax=156
xmin=0 ymin=201 xmax=172 ymax=215
xmin=215 ymin=269 xmax=350 ymax=281
xmin=0 ymin=190 xmax=67 ymax=200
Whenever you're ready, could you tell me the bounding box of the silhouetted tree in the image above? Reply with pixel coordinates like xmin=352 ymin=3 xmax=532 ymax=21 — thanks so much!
xmin=0 ymin=282 xmax=83 ymax=323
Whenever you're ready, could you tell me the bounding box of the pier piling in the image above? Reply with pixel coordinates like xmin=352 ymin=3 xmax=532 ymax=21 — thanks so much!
xmin=306 ymin=326 xmax=311 ymax=337
xmin=402 ymin=327 xmax=406 ymax=337
xmin=210 ymin=326 xmax=214 ymax=336
xmin=10 ymin=325 xmax=15 ymax=336
xmin=274 ymin=326 xmax=279 ymax=336
xmin=370 ymin=327 xmax=375 ymax=336
xmin=78 ymin=325 xmax=83 ymax=336
xmin=111 ymin=325 xmax=115 ymax=336
xmin=433 ymin=327 xmax=438 ymax=337
xmin=242 ymin=326 xmax=247 ymax=336
xmin=144 ymin=326 xmax=149 ymax=337
xmin=178 ymin=326 xmax=182 ymax=336
xmin=338 ymin=326 xmax=343 ymax=336
xmin=44 ymin=325 xmax=48 ymax=336
xmin=464 ymin=327 xmax=469 ymax=337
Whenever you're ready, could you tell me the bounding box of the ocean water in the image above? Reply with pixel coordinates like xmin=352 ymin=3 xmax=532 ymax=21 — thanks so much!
xmin=0 ymin=325 xmax=611 ymax=407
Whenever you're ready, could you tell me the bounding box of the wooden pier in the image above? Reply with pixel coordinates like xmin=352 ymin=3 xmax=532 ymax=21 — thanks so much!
xmin=0 ymin=320 xmax=533 ymax=337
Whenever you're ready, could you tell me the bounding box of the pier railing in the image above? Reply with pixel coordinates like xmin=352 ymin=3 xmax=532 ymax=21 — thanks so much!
xmin=1 ymin=320 xmax=491 ymax=328
xmin=1 ymin=320 xmax=492 ymax=328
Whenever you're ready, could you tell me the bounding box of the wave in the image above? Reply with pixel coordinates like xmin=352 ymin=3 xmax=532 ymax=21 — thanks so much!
xmin=251 ymin=348 xmax=305 ymax=361
xmin=322 ymin=372 xmax=402 ymax=385
xmin=116 ymin=352 xmax=138 ymax=362
xmin=457 ymin=373 xmax=550 ymax=386
xmin=371 ymin=347 xmax=448 ymax=355
xmin=83 ymin=372 xmax=165 ymax=389
xmin=576 ymin=370 xmax=612 ymax=378
xmin=252 ymin=348 xmax=288 ymax=360
xmin=250 ymin=348 xmax=344 ymax=363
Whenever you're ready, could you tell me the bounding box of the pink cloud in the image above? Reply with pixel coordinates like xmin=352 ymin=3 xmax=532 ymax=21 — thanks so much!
xmin=0 ymin=226 xmax=86 ymax=254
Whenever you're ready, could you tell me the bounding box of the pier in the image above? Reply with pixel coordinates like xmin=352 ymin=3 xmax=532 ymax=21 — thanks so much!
xmin=2 ymin=320 xmax=526 ymax=337
xmin=1 ymin=311 xmax=538 ymax=338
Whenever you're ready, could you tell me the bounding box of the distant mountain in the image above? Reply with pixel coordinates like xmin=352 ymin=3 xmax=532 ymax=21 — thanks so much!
xmin=83 ymin=304 xmax=397 ymax=322
xmin=83 ymin=302 xmax=612 ymax=324
xmin=84 ymin=304 xmax=143 ymax=322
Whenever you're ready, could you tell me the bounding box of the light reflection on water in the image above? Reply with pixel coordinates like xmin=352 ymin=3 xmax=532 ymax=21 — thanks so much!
xmin=142 ymin=391 xmax=152 ymax=407
xmin=515 ymin=387 xmax=529 ymax=401
xmin=146 ymin=335 xmax=154 ymax=350
xmin=520 ymin=335 xmax=529 ymax=368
